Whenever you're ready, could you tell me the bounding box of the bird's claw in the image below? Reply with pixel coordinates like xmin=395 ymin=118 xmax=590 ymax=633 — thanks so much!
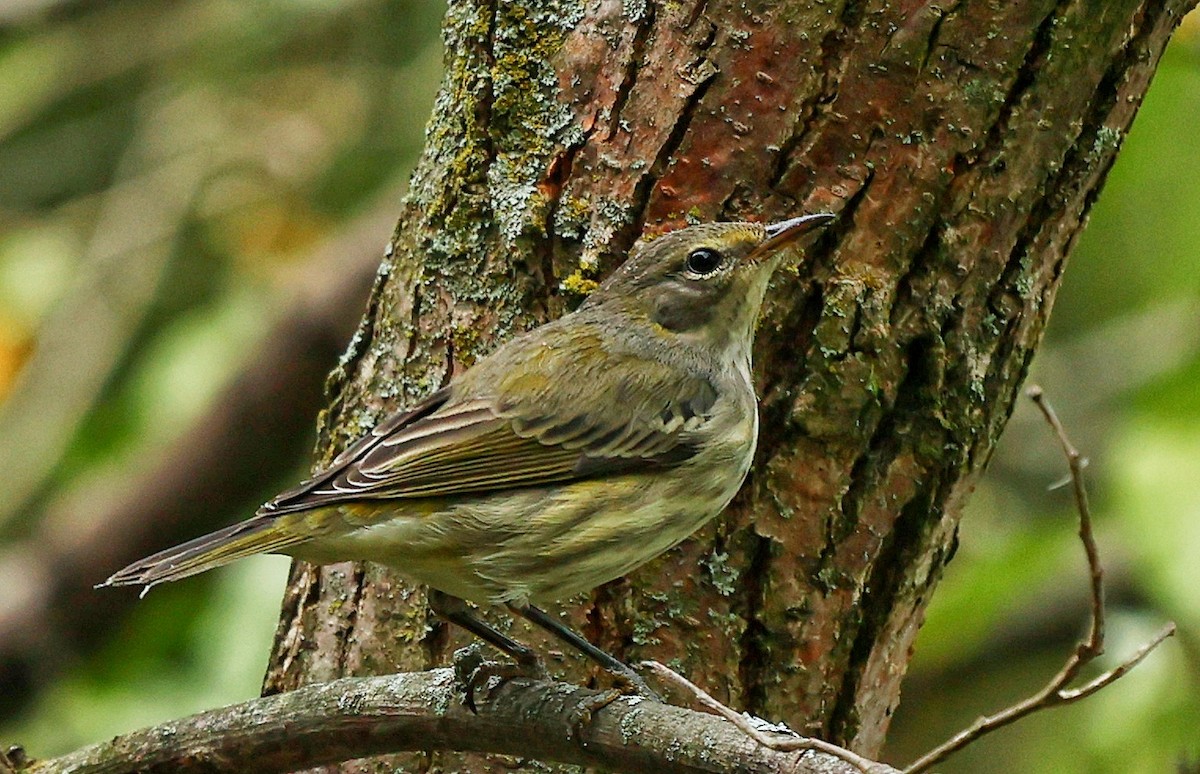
xmin=606 ymin=662 xmax=661 ymax=703
xmin=567 ymin=688 xmax=625 ymax=740
xmin=567 ymin=662 xmax=661 ymax=742
xmin=452 ymin=643 xmax=546 ymax=713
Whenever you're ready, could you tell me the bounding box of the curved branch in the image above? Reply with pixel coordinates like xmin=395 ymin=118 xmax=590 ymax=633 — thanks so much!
xmin=21 ymin=670 xmax=895 ymax=774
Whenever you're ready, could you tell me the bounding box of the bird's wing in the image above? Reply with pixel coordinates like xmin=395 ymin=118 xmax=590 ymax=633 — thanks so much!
xmin=261 ymin=339 xmax=718 ymax=516
xmin=99 ymin=332 xmax=720 ymax=588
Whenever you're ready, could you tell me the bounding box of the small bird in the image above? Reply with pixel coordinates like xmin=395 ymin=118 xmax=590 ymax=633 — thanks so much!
xmin=102 ymin=213 xmax=833 ymax=693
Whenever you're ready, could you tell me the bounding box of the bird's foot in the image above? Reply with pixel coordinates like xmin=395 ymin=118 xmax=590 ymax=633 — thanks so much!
xmin=604 ymin=661 xmax=661 ymax=703
xmin=567 ymin=662 xmax=661 ymax=741
xmin=452 ymin=643 xmax=546 ymax=713
xmin=567 ymin=688 xmax=626 ymax=740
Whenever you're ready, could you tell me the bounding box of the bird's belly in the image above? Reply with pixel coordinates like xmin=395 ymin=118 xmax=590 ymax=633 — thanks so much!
xmin=292 ymin=448 xmax=752 ymax=607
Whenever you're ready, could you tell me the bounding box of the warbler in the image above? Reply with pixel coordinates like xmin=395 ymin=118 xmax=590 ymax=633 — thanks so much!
xmin=102 ymin=213 xmax=833 ymax=690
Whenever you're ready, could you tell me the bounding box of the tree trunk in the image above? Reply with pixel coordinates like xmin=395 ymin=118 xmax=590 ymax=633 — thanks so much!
xmin=262 ymin=0 xmax=1194 ymax=770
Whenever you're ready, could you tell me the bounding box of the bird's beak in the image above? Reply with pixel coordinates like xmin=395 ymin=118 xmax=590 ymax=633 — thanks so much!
xmin=752 ymin=213 xmax=836 ymax=258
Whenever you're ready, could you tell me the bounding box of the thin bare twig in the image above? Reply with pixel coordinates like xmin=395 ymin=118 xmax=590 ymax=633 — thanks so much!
xmin=641 ymin=660 xmax=894 ymax=774
xmin=903 ymin=385 xmax=1177 ymax=774
xmin=1028 ymin=384 xmax=1106 ymax=658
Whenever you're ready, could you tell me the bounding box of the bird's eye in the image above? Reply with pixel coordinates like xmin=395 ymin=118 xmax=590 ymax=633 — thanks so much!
xmin=685 ymin=247 xmax=723 ymax=276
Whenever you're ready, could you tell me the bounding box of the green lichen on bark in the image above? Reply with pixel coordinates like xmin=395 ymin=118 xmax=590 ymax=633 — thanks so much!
xmin=324 ymin=0 xmax=591 ymax=444
xmin=488 ymin=0 xmax=586 ymax=243
xmin=410 ymin=0 xmax=587 ymax=247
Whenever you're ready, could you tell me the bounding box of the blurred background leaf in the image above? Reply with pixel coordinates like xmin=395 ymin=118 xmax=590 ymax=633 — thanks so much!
xmin=0 ymin=1 xmax=1196 ymax=771
xmin=0 ymin=0 xmax=443 ymax=755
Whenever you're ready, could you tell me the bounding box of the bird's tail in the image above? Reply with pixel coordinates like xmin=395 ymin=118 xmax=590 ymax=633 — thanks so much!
xmin=99 ymin=515 xmax=307 ymax=592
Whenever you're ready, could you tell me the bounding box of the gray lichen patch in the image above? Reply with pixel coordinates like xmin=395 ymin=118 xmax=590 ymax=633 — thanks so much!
xmin=579 ymin=198 xmax=635 ymax=271
xmin=487 ymin=0 xmax=587 ymax=243
xmin=344 ymin=0 xmax=593 ymax=413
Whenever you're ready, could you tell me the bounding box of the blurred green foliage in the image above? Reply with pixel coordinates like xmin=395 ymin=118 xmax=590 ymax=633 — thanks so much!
xmin=6 ymin=558 xmax=289 ymax=755
xmin=0 ymin=0 xmax=444 ymax=757
xmin=0 ymin=1 xmax=1196 ymax=771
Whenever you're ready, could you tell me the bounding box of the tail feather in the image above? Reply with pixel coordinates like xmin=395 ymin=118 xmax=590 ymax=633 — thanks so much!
xmin=100 ymin=516 xmax=305 ymax=590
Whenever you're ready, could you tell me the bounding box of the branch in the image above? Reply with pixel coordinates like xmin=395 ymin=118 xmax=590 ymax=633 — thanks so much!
xmin=902 ymin=385 xmax=1177 ymax=773
xmin=643 ymin=661 xmax=892 ymax=774
xmin=14 ymin=670 xmax=895 ymax=774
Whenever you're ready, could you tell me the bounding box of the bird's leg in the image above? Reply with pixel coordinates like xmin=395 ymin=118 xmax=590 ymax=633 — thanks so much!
xmin=508 ymin=603 xmax=661 ymax=702
xmin=428 ymin=589 xmax=544 ymax=711
xmin=429 ymin=590 xmax=540 ymax=665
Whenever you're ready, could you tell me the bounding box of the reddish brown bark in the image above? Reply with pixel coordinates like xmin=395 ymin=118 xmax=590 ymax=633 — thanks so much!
xmin=262 ymin=0 xmax=1194 ymax=770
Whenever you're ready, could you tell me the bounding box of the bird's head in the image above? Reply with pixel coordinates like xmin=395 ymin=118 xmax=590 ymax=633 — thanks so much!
xmin=584 ymin=213 xmax=835 ymax=360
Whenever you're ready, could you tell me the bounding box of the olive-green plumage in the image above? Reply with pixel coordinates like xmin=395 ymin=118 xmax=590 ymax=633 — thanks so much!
xmin=102 ymin=214 xmax=832 ymax=675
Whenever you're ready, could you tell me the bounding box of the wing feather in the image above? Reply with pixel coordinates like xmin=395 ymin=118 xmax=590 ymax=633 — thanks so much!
xmin=257 ymin=324 xmax=722 ymax=518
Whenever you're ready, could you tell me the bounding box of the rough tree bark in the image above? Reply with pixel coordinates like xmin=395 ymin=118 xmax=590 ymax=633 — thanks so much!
xmin=261 ymin=0 xmax=1194 ymax=770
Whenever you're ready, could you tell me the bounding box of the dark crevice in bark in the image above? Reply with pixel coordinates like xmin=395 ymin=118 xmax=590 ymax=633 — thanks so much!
xmin=844 ymin=301 xmax=869 ymax=362
xmin=1030 ymin=0 xmax=1161 ymax=230
xmin=826 ymin=336 xmax=944 ymax=743
xmin=827 ymin=161 xmax=876 ymax=251
xmin=889 ymin=222 xmax=944 ymax=332
xmin=766 ymin=113 xmax=811 ymax=190
xmin=337 ymin=565 xmax=369 ymax=672
xmin=829 ymin=413 xmax=894 ymax=563
xmin=975 ymin=339 xmax=1039 ymax=474
xmin=536 ymin=134 xmax=588 ymax=301
xmin=444 ymin=335 xmax=457 ymax=383
xmin=977 ymin=133 xmax=1078 ymax=443
xmin=976 ymin=0 xmax=1065 ymax=171
xmin=423 ymin=609 xmax=450 ymax=673
xmin=768 ymin=0 xmax=869 ymax=188
xmin=977 ymin=307 xmax=1024 ymax=446
xmin=436 ymin=1 xmax=500 ymax=225
xmin=263 ymin=565 xmax=321 ymax=697
xmin=919 ymin=0 xmax=963 ymax=71
xmin=716 ymin=182 xmax=750 ymax=221
xmin=813 ymin=0 xmax=870 ymax=106
xmin=585 ymin=579 xmax=629 ymax=686
xmin=403 ymin=283 xmax=424 ymax=363
xmin=756 ymin=279 xmax=826 ymax=434
xmin=623 ymin=28 xmax=719 ymax=247
xmin=829 ymin=170 xmax=882 ymax=355
xmin=316 ymin=261 xmax=390 ymax=459
xmin=736 ymin=528 xmax=775 ymax=716
xmin=606 ymin=5 xmax=658 ymax=141
xmin=829 ymin=488 xmax=926 ymax=743
xmin=477 ymin=0 xmax=499 ymax=184
xmin=685 ymin=0 xmax=712 ymax=29
xmin=814 ymin=329 xmax=926 ymax=590
xmin=583 ymin=587 xmax=606 ymax=666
